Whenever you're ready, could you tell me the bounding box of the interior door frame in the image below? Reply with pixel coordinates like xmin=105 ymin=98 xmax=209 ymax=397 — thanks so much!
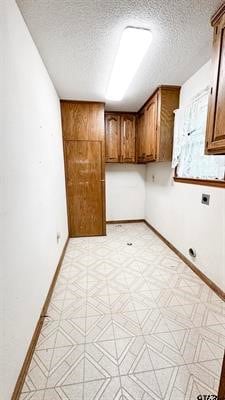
xmin=63 ymin=139 xmax=106 ymax=238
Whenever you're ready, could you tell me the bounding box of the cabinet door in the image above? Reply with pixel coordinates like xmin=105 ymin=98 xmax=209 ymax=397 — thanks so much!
xmin=144 ymin=94 xmax=158 ymax=161
xmin=120 ymin=114 xmax=136 ymax=163
xmin=61 ymin=101 xmax=104 ymax=141
xmin=65 ymin=140 xmax=105 ymax=237
xmin=105 ymin=114 xmax=121 ymax=162
xmin=136 ymin=111 xmax=146 ymax=163
xmin=206 ymin=15 xmax=225 ymax=154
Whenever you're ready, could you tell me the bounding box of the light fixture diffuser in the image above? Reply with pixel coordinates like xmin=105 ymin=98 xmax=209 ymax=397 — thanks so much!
xmin=106 ymin=26 xmax=152 ymax=101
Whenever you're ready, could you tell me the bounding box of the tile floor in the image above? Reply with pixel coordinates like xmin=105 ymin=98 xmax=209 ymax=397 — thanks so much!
xmin=20 ymin=223 xmax=225 ymax=399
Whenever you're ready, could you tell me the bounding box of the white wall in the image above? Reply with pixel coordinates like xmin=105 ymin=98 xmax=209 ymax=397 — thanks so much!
xmin=106 ymin=164 xmax=146 ymax=221
xmin=145 ymin=61 xmax=225 ymax=292
xmin=0 ymin=1 xmax=4 ymax=396
xmin=0 ymin=1 xmax=68 ymax=398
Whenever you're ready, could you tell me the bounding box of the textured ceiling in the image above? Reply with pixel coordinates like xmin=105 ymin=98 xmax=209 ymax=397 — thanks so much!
xmin=16 ymin=0 xmax=222 ymax=111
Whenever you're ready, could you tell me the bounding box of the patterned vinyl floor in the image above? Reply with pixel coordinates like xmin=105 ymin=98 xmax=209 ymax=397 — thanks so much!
xmin=20 ymin=223 xmax=225 ymax=399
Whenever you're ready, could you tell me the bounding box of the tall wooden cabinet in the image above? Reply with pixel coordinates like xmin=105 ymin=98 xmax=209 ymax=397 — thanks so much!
xmin=105 ymin=113 xmax=136 ymax=163
xmin=206 ymin=4 xmax=225 ymax=154
xmin=136 ymin=86 xmax=180 ymax=163
xmin=61 ymin=101 xmax=106 ymax=237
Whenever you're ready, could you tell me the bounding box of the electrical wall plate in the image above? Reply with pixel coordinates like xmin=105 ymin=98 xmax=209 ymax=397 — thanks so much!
xmin=201 ymin=193 xmax=210 ymax=205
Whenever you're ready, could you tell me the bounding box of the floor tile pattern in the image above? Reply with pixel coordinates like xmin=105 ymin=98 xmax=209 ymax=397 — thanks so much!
xmin=20 ymin=223 xmax=224 ymax=399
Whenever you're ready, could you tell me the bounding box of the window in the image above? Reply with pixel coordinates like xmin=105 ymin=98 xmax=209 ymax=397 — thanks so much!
xmin=172 ymin=87 xmax=225 ymax=182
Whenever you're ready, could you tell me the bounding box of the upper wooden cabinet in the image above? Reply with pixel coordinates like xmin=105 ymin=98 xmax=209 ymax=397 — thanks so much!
xmin=105 ymin=112 xmax=136 ymax=163
xmin=105 ymin=114 xmax=121 ymax=162
xmin=137 ymin=86 xmax=180 ymax=163
xmin=105 ymin=86 xmax=179 ymax=164
xmin=206 ymin=5 xmax=225 ymax=154
xmin=61 ymin=101 xmax=104 ymax=141
xmin=120 ymin=114 xmax=136 ymax=163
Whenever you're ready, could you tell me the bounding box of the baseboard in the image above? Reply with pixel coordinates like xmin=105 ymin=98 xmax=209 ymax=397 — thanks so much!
xmin=219 ymin=352 xmax=225 ymax=397
xmin=144 ymin=220 xmax=225 ymax=302
xmin=12 ymin=236 xmax=69 ymax=400
xmin=107 ymin=219 xmax=145 ymax=224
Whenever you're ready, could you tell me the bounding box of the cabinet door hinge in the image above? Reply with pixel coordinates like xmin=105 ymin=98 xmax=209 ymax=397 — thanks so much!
xmin=210 ymin=87 xmax=213 ymax=95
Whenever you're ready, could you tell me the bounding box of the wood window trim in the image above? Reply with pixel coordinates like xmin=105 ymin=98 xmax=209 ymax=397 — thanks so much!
xmin=174 ymin=176 xmax=225 ymax=188
xmin=173 ymin=166 xmax=225 ymax=187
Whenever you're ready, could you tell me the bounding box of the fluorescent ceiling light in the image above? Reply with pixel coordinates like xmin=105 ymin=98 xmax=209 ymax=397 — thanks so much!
xmin=106 ymin=26 xmax=152 ymax=101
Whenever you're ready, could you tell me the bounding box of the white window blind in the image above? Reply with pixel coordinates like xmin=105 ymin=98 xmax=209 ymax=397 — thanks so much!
xmin=172 ymin=87 xmax=225 ymax=180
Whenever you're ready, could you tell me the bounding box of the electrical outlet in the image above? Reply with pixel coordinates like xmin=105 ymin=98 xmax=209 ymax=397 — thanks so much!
xmin=201 ymin=194 xmax=210 ymax=205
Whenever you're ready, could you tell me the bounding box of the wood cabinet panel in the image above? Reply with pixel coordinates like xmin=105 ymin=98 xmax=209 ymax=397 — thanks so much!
xmin=105 ymin=113 xmax=121 ymax=162
xmin=158 ymin=87 xmax=180 ymax=161
xmin=105 ymin=112 xmax=136 ymax=163
xmin=206 ymin=10 xmax=225 ymax=154
xmin=144 ymin=94 xmax=158 ymax=161
xmin=65 ymin=140 xmax=104 ymax=237
xmin=136 ymin=86 xmax=180 ymax=163
xmin=61 ymin=101 xmax=104 ymax=141
xmin=121 ymin=114 xmax=136 ymax=163
xmin=136 ymin=111 xmax=146 ymax=163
